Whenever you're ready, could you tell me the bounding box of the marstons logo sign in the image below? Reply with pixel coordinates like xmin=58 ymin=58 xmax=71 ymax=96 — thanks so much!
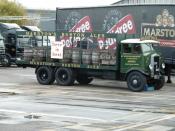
xmin=155 ymin=9 xmax=174 ymax=27
xmin=141 ymin=9 xmax=175 ymax=47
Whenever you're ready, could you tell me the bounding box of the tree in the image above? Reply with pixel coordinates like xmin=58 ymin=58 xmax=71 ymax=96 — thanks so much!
xmin=0 ymin=0 xmax=27 ymax=25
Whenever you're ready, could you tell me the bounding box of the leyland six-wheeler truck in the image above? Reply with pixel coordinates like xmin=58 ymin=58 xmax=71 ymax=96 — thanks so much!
xmin=16 ymin=31 xmax=165 ymax=92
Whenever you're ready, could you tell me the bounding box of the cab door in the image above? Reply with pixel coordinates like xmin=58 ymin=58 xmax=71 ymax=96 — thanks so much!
xmin=120 ymin=43 xmax=143 ymax=74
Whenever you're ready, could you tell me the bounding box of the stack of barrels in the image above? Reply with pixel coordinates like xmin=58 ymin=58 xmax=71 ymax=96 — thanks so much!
xmin=99 ymin=50 xmax=116 ymax=65
xmin=23 ymin=46 xmax=116 ymax=65
xmin=70 ymin=48 xmax=116 ymax=65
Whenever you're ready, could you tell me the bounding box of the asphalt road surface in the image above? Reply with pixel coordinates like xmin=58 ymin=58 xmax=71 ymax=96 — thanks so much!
xmin=0 ymin=67 xmax=175 ymax=131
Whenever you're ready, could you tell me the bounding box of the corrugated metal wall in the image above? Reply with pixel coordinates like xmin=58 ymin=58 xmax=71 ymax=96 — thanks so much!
xmin=113 ymin=0 xmax=175 ymax=5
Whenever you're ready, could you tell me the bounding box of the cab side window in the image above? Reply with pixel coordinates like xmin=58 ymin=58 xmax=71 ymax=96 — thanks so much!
xmin=123 ymin=44 xmax=131 ymax=53
xmin=133 ymin=44 xmax=141 ymax=54
xmin=6 ymin=34 xmax=16 ymax=45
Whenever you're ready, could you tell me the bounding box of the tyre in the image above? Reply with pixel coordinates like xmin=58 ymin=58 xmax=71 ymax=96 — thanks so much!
xmin=55 ymin=68 xmax=75 ymax=86
xmin=152 ymin=76 xmax=165 ymax=90
xmin=76 ymin=75 xmax=93 ymax=85
xmin=36 ymin=66 xmax=55 ymax=85
xmin=2 ymin=55 xmax=11 ymax=67
xmin=127 ymin=71 xmax=146 ymax=92
xmin=48 ymin=67 xmax=55 ymax=84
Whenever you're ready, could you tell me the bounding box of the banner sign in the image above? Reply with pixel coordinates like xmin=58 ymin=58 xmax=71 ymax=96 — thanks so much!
xmin=51 ymin=41 xmax=63 ymax=59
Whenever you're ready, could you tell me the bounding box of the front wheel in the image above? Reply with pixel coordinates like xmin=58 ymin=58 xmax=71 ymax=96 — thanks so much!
xmin=2 ymin=55 xmax=11 ymax=67
xmin=55 ymin=68 xmax=75 ymax=86
xmin=127 ymin=71 xmax=146 ymax=92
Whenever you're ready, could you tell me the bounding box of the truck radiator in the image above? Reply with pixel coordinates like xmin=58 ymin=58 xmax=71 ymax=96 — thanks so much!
xmin=154 ymin=56 xmax=160 ymax=74
xmin=0 ymin=47 xmax=5 ymax=55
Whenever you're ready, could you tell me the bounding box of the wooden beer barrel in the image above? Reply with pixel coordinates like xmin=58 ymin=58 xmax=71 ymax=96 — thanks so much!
xmin=92 ymin=50 xmax=100 ymax=65
xmin=72 ymin=49 xmax=80 ymax=63
xmin=82 ymin=50 xmax=91 ymax=64
xmin=109 ymin=50 xmax=116 ymax=65
xmin=62 ymin=48 xmax=72 ymax=63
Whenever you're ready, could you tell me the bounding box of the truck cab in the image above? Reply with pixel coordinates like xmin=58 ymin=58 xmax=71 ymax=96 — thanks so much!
xmin=120 ymin=39 xmax=165 ymax=91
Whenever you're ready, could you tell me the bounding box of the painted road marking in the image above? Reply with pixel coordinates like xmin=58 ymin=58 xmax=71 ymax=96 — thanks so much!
xmin=18 ymin=74 xmax=35 ymax=77
xmin=0 ymin=83 xmax=19 ymax=86
xmin=115 ymin=115 xmax=175 ymax=131
xmin=0 ymin=109 xmax=107 ymax=122
xmin=141 ymin=125 xmax=174 ymax=131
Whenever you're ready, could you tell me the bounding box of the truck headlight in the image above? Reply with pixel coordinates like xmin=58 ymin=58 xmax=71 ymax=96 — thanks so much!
xmin=162 ymin=63 xmax=165 ymax=69
xmin=16 ymin=57 xmax=21 ymax=61
xmin=149 ymin=64 xmax=153 ymax=70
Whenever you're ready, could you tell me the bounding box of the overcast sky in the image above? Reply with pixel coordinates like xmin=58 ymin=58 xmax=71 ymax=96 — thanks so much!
xmin=13 ymin=0 xmax=120 ymax=10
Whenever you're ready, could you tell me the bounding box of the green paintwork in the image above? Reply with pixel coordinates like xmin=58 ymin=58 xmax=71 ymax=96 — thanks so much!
xmin=120 ymin=54 xmax=145 ymax=73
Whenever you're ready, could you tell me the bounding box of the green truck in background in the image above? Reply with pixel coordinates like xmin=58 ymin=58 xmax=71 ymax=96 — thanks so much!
xmin=0 ymin=33 xmax=7 ymax=66
xmin=16 ymin=31 xmax=165 ymax=92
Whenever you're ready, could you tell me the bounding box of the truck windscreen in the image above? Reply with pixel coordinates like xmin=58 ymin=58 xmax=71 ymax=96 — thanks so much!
xmin=0 ymin=39 xmax=4 ymax=47
xmin=141 ymin=43 xmax=155 ymax=53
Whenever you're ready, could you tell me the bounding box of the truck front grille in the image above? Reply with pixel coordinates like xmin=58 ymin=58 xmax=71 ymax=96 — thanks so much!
xmin=154 ymin=56 xmax=160 ymax=74
xmin=0 ymin=48 xmax=5 ymax=54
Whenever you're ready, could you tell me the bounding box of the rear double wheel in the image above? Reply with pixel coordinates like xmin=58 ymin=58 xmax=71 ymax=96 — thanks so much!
xmin=36 ymin=66 xmax=55 ymax=85
xmin=55 ymin=67 xmax=75 ymax=86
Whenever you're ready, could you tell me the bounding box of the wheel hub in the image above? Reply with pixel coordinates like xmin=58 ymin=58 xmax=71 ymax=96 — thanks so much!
xmin=41 ymin=72 xmax=47 ymax=80
xmin=62 ymin=74 xmax=66 ymax=79
xmin=133 ymin=79 xmax=138 ymax=85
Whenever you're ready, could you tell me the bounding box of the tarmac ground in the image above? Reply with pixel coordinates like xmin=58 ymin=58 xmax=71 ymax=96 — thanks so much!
xmin=0 ymin=67 xmax=175 ymax=131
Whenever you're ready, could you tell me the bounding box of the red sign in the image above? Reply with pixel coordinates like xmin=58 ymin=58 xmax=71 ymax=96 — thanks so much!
xmin=61 ymin=16 xmax=93 ymax=48
xmin=70 ymin=16 xmax=93 ymax=32
xmin=97 ymin=14 xmax=136 ymax=49
xmin=107 ymin=14 xmax=136 ymax=34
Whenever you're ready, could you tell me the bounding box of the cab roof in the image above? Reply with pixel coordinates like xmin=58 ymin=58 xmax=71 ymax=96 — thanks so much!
xmin=20 ymin=26 xmax=41 ymax=31
xmin=121 ymin=39 xmax=159 ymax=44
xmin=0 ymin=23 xmax=20 ymax=30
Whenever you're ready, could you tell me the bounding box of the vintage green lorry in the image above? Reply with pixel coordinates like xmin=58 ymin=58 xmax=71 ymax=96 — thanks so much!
xmin=16 ymin=31 xmax=165 ymax=92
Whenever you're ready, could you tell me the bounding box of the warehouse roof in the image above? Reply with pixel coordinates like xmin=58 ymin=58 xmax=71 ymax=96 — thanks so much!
xmin=112 ymin=0 xmax=175 ymax=5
